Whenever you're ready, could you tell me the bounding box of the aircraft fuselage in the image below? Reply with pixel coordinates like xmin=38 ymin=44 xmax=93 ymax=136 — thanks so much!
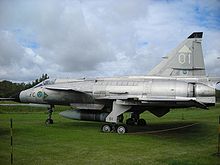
xmin=19 ymin=76 xmax=218 ymax=109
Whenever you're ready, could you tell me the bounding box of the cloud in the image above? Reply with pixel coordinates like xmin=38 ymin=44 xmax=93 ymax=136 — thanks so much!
xmin=131 ymin=0 xmax=220 ymax=75
xmin=0 ymin=31 xmax=48 ymax=81
xmin=0 ymin=0 xmax=219 ymax=81
xmin=0 ymin=31 xmax=23 ymax=67
xmin=33 ymin=1 xmax=116 ymax=72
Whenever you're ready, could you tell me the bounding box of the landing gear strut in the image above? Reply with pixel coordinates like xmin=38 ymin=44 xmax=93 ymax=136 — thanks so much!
xmin=45 ymin=105 xmax=54 ymax=125
xmin=101 ymin=100 xmax=146 ymax=134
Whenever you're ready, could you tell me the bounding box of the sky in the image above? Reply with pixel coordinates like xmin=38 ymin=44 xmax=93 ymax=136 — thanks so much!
xmin=0 ymin=0 xmax=220 ymax=82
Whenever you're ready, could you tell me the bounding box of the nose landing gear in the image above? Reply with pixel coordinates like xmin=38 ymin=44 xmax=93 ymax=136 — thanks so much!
xmin=45 ymin=105 xmax=54 ymax=125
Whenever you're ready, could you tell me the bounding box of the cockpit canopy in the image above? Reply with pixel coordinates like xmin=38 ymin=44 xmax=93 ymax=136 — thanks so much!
xmin=34 ymin=79 xmax=56 ymax=88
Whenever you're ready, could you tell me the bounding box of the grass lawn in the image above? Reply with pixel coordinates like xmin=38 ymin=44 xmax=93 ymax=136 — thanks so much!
xmin=0 ymin=103 xmax=220 ymax=165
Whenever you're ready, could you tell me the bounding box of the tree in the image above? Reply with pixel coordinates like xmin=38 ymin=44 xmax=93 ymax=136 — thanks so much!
xmin=0 ymin=80 xmax=26 ymax=98
xmin=0 ymin=73 xmax=50 ymax=98
xmin=31 ymin=74 xmax=49 ymax=87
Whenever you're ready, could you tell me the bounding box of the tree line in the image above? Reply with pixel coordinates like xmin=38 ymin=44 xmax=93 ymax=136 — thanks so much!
xmin=0 ymin=74 xmax=49 ymax=98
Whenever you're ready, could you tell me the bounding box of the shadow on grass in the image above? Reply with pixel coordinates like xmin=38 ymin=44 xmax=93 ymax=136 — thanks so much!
xmin=56 ymin=120 xmax=209 ymax=138
xmin=128 ymin=121 xmax=200 ymax=133
xmin=56 ymin=120 xmax=101 ymax=129
xmin=128 ymin=121 xmax=213 ymax=142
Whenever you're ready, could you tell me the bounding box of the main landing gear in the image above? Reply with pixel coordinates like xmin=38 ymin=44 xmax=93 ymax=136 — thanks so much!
xmin=45 ymin=105 xmax=54 ymax=125
xmin=101 ymin=100 xmax=130 ymax=134
xmin=101 ymin=117 xmax=146 ymax=134
xmin=101 ymin=123 xmax=128 ymax=134
xmin=126 ymin=112 xmax=146 ymax=126
xmin=101 ymin=101 xmax=148 ymax=134
xmin=126 ymin=118 xmax=146 ymax=126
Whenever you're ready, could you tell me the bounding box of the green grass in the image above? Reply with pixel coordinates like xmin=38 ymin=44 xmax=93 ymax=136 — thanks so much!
xmin=0 ymin=104 xmax=220 ymax=165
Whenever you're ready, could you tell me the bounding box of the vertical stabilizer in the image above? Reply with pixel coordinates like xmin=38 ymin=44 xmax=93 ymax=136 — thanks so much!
xmin=148 ymin=32 xmax=206 ymax=77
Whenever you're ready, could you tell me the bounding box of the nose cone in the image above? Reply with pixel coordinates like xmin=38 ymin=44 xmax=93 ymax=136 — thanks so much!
xmin=19 ymin=89 xmax=31 ymax=103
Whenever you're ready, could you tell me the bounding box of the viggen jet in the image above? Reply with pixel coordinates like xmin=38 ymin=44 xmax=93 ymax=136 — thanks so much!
xmin=9 ymin=32 xmax=220 ymax=134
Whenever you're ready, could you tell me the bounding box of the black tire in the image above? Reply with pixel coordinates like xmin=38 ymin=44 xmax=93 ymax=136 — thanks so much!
xmin=101 ymin=124 xmax=112 ymax=133
xmin=137 ymin=119 xmax=146 ymax=126
xmin=126 ymin=118 xmax=135 ymax=126
xmin=116 ymin=124 xmax=127 ymax=134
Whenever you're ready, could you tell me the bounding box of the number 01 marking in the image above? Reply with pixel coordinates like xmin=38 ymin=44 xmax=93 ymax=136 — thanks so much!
xmin=178 ymin=53 xmax=191 ymax=64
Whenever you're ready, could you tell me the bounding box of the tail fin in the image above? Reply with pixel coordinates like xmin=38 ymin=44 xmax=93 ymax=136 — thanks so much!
xmin=148 ymin=32 xmax=206 ymax=77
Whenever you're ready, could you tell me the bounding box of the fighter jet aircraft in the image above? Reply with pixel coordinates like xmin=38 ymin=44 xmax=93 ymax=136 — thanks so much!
xmin=6 ymin=32 xmax=220 ymax=134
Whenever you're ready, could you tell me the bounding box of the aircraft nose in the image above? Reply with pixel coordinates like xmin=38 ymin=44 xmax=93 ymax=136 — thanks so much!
xmin=19 ymin=89 xmax=34 ymax=103
xmin=19 ymin=90 xmax=29 ymax=103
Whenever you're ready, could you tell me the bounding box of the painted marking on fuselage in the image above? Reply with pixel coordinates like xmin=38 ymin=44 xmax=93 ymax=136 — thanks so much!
xmin=43 ymin=92 xmax=48 ymax=99
xmin=32 ymin=92 xmax=35 ymax=97
xmin=37 ymin=91 xmax=43 ymax=98
xmin=36 ymin=91 xmax=48 ymax=99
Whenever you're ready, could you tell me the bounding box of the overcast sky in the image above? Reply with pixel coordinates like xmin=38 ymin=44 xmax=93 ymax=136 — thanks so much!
xmin=0 ymin=0 xmax=220 ymax=82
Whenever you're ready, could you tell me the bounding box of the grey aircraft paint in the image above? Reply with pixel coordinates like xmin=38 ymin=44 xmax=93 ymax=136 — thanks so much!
xmin=16 ymin=32 xmax=220 ymax=134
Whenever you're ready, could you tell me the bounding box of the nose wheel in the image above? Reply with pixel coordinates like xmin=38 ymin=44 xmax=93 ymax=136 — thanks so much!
xmin=45 ymin=118 xmax=53 ymax=124
xmin=45 ymin=105 xmax=54 ymax=125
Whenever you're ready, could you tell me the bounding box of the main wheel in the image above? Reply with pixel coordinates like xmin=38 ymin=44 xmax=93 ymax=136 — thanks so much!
xmin=137 ymin=119 xmax=146 ymax=126
xmin=101 ymin=124 xmax=112 ymax=133
xmin=45 ymin=119 xmax=53 ymax=125
xmin=116 ymin=124 xmax=127 ymax=134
